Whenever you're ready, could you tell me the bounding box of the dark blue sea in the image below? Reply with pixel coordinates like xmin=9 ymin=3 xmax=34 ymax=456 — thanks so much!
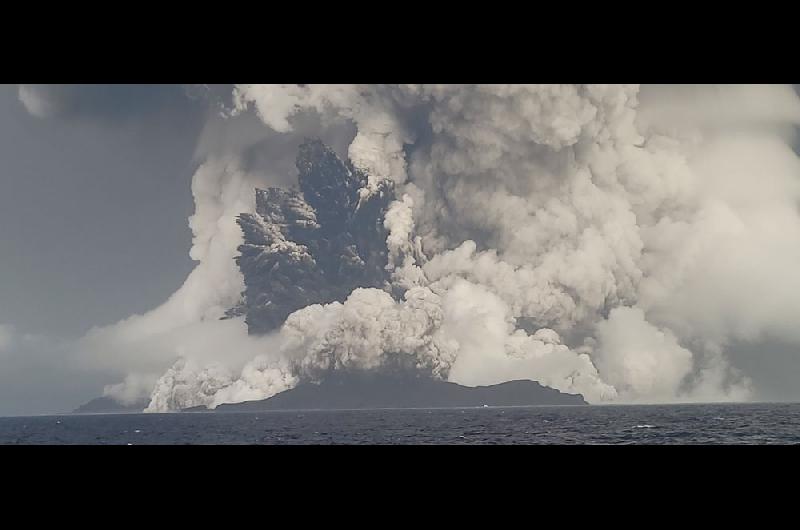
xmin=2 ymin=403 xmax=800 ymax=444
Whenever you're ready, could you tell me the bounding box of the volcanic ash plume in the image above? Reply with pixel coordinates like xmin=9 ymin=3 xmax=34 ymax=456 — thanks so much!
xmin=233 ymin=138 xmax=396 ymax=334
xmin=94 ymin=84 xmax=800 ymax=410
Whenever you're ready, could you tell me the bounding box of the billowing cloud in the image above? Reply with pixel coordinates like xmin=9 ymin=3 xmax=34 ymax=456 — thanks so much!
xmin=102 ymin=373 xmax=159 ymax=406
xmin=73 ymin=84 xmax=800 ymax=411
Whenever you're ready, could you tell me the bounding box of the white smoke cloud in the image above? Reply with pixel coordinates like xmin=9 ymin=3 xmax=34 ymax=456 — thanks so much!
xmin=436 ymin=279 xmax=616 ymax=402
xmin=591 ymin=306 xmax=694 ymax=402
xmin=384 ymin=193 xmax=427 ymax=290
xmin=281 ymin=286 xmax=455 ymax=378
xmin=232 ymin=84 xmax=413 ymax=183
xmin=146 ymin=280 xmax=612 ymax=410
xmin=145 ymin=358 xmax=234 ymax=412
xmin=638 ymin=84 xmax=800 ymax=133
xmin=207 ymin=355 xmax=298 ymax=409
xmin=77 ymin=84 xmax=800 ymax=411
xmin=103 ymin=373 xmax=159 ymax=406
xmin=639 ymin=132 xmax=800 ymax=345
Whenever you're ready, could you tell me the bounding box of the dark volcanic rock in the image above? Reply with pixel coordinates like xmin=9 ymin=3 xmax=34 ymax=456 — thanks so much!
xmin=233 ymin=139 xmax=396 ymax=335
xmin=198 ymin=372 xmax=587 ymax=412
xmin=73 ymin=396 xmax=149 ymax=414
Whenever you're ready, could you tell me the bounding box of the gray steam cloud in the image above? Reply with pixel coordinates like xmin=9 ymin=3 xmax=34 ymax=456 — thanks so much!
xmin=42 ymin=84 xmax=800 ymax=411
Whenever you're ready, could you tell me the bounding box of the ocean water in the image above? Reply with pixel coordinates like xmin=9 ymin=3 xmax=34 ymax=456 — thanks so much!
xmin=2 ymin=403 xmax=800 ymax=444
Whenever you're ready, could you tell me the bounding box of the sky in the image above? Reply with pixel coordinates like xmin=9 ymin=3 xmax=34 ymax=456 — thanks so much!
xmin=2 ymin=84 xmax=800 ymax=416
xmin=0 ymin=85 xmax=201 ymax=337
xmin=0 ymin=84 xmax=207 ymax=414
